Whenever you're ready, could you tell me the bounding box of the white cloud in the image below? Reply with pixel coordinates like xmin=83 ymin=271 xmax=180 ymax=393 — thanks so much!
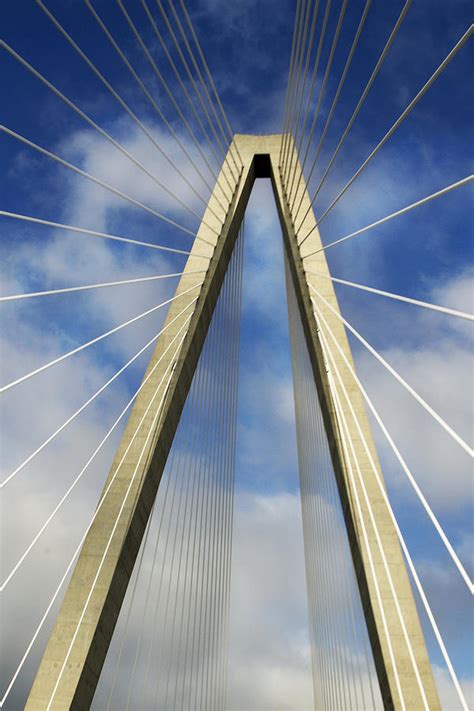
xmin=433 ymin=665 xmax=474 ymax=711
xmin=226 ymin=492 xmax=314 ymax=711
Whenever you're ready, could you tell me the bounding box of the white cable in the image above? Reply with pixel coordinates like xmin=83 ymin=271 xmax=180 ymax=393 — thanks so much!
xmin=0 ymin=270 xmax=206 ymax=302
xmin=309 ymin=284 xmax=474 ymax=457
xmin=310 ymin=295 xmax=473 ymax=593
xmin=0 ymin=309 xmax=194 ymax=585
xmin=0 ymin=211 xmax=209 ymax=257
xmin=0 ymin=331 xmax=186 ymax=709
xmin=301 ymin=175 xmax=473 ymax=249
xmin=0 ymin=297 xmax=199 ymax=489
xmin=0 ymin=282 xmax=203 ymax=393
xmin=305 ymin=269 xmax=474 ymax=321
xmin=1 ymin=125 xmax=216 ymax=244
xmin=317 ymin=26 xmax=474 ymax=224
xmin=315 ymin=301 xmax=470 ymax=709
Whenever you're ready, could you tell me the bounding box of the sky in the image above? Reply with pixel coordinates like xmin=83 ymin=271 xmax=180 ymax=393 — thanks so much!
xmin=1 ymin=0 xmax=473 ymax=709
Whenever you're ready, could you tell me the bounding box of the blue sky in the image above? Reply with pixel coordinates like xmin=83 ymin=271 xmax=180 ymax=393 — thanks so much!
xmin=1 ymin=0 xmax=473 ymax=708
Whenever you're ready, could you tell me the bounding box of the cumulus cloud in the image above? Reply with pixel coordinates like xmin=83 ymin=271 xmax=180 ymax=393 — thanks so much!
xmin=226 ymin=493 xmax=313 ymax=711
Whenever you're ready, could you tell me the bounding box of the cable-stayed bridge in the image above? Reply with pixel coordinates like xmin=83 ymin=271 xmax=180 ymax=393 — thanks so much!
xmin=1 ymin=1 xmax=472 ymax=709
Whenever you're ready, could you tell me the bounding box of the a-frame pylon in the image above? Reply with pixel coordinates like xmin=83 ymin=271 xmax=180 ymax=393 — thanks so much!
xmin=26 ymin=135 xmax=440 ymax=710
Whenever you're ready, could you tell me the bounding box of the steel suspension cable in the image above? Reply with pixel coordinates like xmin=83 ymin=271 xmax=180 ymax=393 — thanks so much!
xmin=139 ymin=361 xmax=200 ymax=706
xmin=175 ymin=370 xmax=211 ymax=707
xmin=294 ymin=0 xmax=412 ymax=229
xmin=211 ymin=260 xmax=232 ymax=709
xmin=0 ymin=211 xmax=207 ymax=257
xmin=315 ymin=306 xmax=470 ymax=710
xmin=226 ymin=229 xmax=244 ymax=705
xmin=284 ymin=0 xmax=324 ymax=193
xmin=0 ymin=281 xmax=203 ymax=393
xmin=310 ymin=295 xmax=473 ymax=592
xmin=185 ymin=230 xmax=243 ymax=708
xmin=136 ymin=386 xmax=190 ymax=709
xmin=1 ymin=270 xmax=205 ymax=302
xmin=305 ymin=305 xmax=370 ymax=711
xmin=301 ymin=174 xmax=474 ymax=250
xmin=323 ymin=336 xmax=429 ymax=706
xmin=189 ymin=282 xmax=221 ymax=710
xmin=297 ymin=318 xmax=348 ymax=710
xmin=128 ymin=235 xmax=242 ymax=707
xmin=166 ymin=292 xmax=219 ymax=703
xmin=313 ymin=369 xmax=405 ymax=708
xmin=137 ymin=410 xmax=183 ymax=709
xmin=316 ymin=26 xmax=474 ymax=226
xmin=305 ymin=269 xmax=474 ymax=321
